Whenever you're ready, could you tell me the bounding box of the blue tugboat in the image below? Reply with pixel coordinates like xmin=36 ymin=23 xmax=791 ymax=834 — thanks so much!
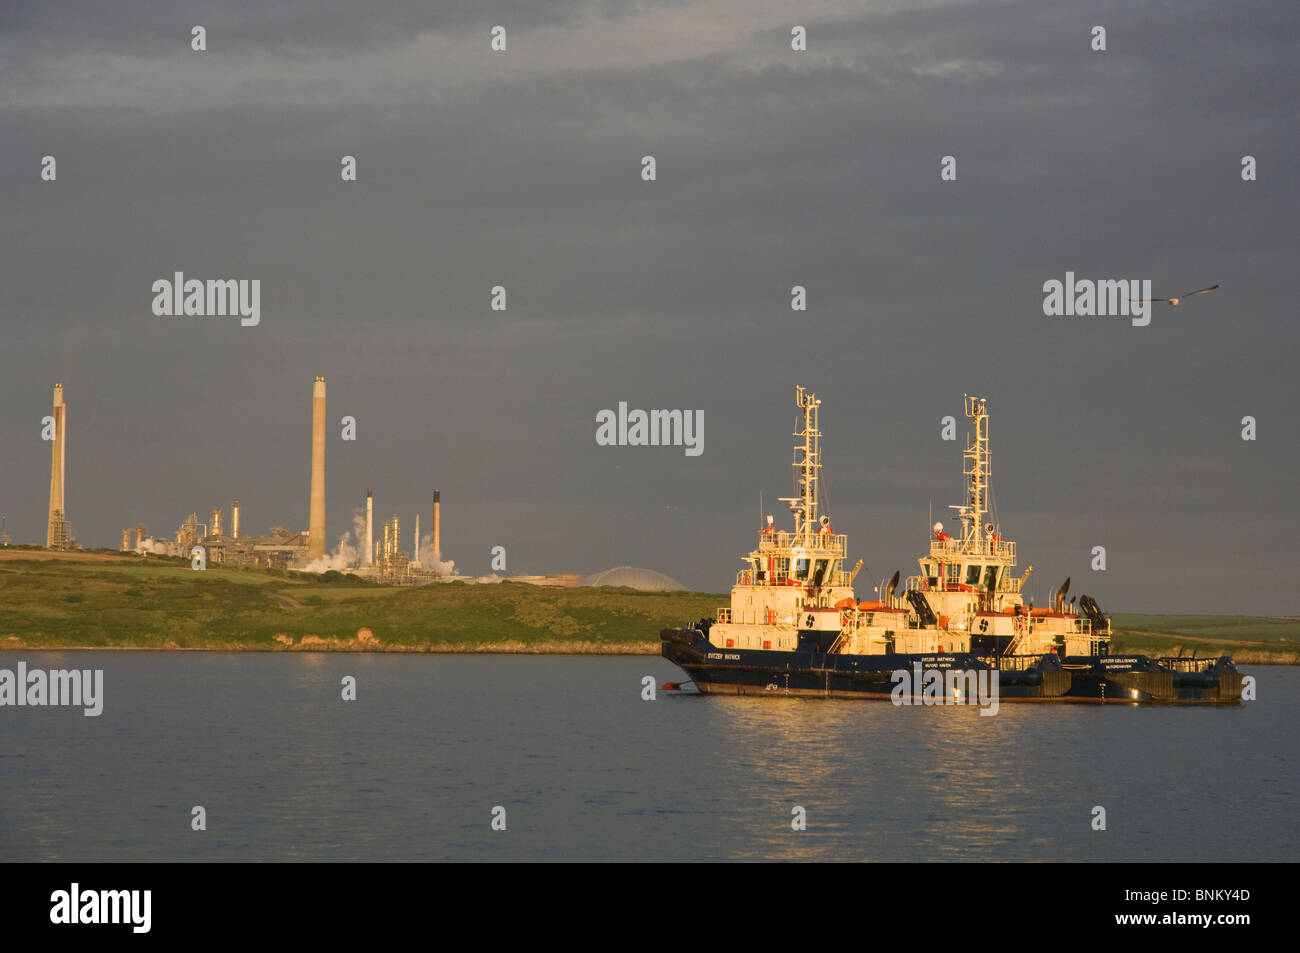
xmin=661 ymin=388 xmax=1244 ymax=705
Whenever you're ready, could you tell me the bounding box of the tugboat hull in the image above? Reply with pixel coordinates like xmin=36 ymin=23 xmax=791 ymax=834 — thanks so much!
xmin=662 ymin=630 xmax=1242 ymax=704
xmin=661 ymin=628 xmax=1062 ymax=701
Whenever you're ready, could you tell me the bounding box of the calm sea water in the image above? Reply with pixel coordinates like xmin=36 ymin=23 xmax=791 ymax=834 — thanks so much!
xmin=1 ymin=652 xmax=1295 ymax=862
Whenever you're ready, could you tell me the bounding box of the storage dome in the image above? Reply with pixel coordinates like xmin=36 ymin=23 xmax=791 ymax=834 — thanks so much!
xmin=578 ymin=566 xmax=687 ymax=591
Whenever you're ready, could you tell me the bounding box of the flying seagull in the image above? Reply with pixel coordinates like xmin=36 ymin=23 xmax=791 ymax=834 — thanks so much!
xmin=1132 ymin=283 xmax=1219 ymax=307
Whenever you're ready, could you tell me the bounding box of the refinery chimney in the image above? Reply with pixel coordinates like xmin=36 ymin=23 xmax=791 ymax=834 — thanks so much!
xmin=414 ymin=513 xmax=420 ymax=564
xmin=46 ymin=383 xmax=68 ymax=549
xmin=210 ymin=507 xmax=223 ymax=538
xmin=231 ymin=499 xmax=240 ymax=539
xmin=307 ymin=377 xmax=327 ymax=560
xmin=364 ymin=489 xmax=373 ymax=566
xmin=433 ymin=489 xmax=441 ymax=561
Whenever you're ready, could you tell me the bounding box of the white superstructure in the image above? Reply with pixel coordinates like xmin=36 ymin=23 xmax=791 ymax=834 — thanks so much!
xmin=708 ymin=389 xmax=1111 ymax=661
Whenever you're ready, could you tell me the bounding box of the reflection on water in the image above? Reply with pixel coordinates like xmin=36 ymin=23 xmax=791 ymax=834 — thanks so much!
xmin=0 ymin=653 xmax=1293 ymax=862
xmin=708 ymin=699 xmax=1042 ymax=860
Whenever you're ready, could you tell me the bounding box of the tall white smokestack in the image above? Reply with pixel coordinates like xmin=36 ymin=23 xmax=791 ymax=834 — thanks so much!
xmin=433 ymin=489 xmax=441 ymax=561
xmin=364 ymin=489 xmax=373 ymax=566
xmin=231 ymin=499 xmax=240 ymax=539
xmin=46 ymin=383 xmax=67 ymax=548
xmin=308 ymin=377 xmax=327 ymax=559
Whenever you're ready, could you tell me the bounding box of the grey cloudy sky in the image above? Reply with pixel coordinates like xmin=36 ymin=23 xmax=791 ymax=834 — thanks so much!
xmin=2 ymin=0 xmax=1296 ymax=612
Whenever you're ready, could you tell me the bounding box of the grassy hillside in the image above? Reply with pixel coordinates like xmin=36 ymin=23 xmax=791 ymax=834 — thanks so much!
xmin=1109 ymin=613 xmax=1299 ymax=664
xmin=1 ymin=551 xmax=1294 ymax=660
xmin=0 ymin=551 xmax=720 ymax=652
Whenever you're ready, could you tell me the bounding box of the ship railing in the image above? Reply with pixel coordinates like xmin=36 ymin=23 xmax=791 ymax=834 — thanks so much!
xmin=1156 ymin=656 xmax=1224 ymax=672
xmin=757 ymin=532 xmax=847 ymax=558
xmin=717 ymin=606 xmax=809 ymax=627
xmin=736 ymin=568 xmax=852 ymax=588
xmin=928 ymin=538 xmax=1016 ymax=562
xmin=993 ymin=654 xmax=1042 ymax=671
xmin=904 ymin=574 xmax=1024 ymax=597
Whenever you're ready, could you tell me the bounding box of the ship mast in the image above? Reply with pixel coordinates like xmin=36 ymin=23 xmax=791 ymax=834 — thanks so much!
xmin=956 ymin=394 xmax=991 ymax=553
xmin=789 ymin=386 xmax=821 ymax=541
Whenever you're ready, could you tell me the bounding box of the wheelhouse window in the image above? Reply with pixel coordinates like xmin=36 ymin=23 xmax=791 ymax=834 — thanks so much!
xmin=946 ymin=564 xmax=960 ymax=584
xmin=793 ymin=557 xmax=810 ymax=580
xmin=965 ymin=564 xmax=982 ymax=586
xmin=983 ymin=565 xmax=999 ymax=589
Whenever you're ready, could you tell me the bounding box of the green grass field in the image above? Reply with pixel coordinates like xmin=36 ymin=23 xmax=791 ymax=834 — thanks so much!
xmin=1 ymin=551 xmax=1294 ymax=660
xmin=1108 ymin=613 xmax=1299 ymax=664
xmin=0 ymin=551 xmax=720 ymax=652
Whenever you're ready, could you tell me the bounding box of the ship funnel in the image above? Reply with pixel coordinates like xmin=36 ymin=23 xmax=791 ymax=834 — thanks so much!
xmin=1054 ymin=576 xmax=1071 ymax=612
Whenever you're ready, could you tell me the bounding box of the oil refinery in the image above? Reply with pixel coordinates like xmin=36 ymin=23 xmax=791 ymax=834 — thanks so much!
xmin=20 ymin=376 xmax=676 ymax=590
xmin=15 ymin=376 xmax=451 ymax=584
xmin=107 ymin=377 xmax=454 ymax=583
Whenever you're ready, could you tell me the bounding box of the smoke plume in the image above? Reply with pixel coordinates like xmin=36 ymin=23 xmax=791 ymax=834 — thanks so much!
xmin=418 ymin=533 xmax=457 ymax=577
xmin=300 ymin=508 xmax=365 ymax=573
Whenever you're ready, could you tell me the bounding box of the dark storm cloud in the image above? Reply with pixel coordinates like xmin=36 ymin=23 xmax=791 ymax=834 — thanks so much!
xmin=1 ymin=0 xmax=1296 ymax=611
xmin=0 ymin=0 xmax=678 ymax=52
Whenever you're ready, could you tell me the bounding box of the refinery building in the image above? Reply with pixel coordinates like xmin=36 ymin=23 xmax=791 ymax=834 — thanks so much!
xmin=112 ymin=376 xmax=448 ymax=583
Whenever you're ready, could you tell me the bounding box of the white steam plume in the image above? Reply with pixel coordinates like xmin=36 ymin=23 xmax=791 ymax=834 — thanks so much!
xmin=418 ymin=533 xmax=457 ymax=577
xmin=301 ymin=508 xmax=365 ymax=573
